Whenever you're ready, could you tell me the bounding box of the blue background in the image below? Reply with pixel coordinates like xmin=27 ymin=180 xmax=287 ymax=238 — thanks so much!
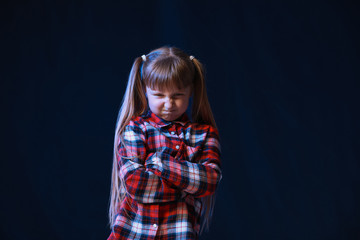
xmin=1 ymin=0 xmax=360 ymax=239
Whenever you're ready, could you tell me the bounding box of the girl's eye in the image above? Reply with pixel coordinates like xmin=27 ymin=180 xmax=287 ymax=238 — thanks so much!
xmin=152 ymin=93 xmax=184 ymax=98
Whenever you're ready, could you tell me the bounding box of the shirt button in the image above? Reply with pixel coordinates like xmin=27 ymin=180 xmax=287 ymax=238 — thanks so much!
xmin=171 ymin=131 xmax=175 ymax=135
xmin=153 ymin=224 xmax=158 ymax=228
xmin=176 ymin=145 xmax=180 ymax=149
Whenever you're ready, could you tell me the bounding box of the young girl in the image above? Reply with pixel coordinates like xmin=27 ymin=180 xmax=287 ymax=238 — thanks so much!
xmin=108 ymin=46 xmax=222 ymax=240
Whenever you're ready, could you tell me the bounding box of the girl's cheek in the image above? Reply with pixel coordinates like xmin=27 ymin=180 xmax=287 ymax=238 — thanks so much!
xmin=156 ymin=100 xmax=163 ymax=108
xmin=156 ymin=99 xmax=163 ymax=106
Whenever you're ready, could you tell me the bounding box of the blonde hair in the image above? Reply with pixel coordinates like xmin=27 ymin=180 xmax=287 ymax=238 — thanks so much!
xmin=109 ymin=46 xmax=218 ymax=233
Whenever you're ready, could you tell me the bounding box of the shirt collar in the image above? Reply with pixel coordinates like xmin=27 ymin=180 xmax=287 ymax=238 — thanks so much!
xmin=145 ymin=110 xmax=190 ymax=128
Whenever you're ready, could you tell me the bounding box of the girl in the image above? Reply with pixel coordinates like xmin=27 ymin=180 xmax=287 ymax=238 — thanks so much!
xmin=108 ymin=46 xmax=222 ymax=240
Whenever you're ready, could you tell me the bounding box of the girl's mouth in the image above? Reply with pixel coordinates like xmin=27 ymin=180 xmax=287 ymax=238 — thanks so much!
xmin=163 ymin=110 xmax=175 ymax=114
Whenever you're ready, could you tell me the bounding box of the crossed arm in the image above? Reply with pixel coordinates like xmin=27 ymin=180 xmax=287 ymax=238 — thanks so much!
xmin=118 ymin=120 xmax=222 ymax=204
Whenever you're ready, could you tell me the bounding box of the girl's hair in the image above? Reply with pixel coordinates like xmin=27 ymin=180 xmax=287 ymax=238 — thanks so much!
xmin=109 ymin=46 xmax=217 ymax=233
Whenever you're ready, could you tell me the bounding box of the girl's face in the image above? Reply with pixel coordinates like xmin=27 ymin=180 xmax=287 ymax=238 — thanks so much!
xmin=145 ymin=86 xmax=191 ymax=121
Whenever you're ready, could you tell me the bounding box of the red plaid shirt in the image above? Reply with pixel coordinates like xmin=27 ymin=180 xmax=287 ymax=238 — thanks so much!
xmin=108 ymin=111 xmax=222 ymax=240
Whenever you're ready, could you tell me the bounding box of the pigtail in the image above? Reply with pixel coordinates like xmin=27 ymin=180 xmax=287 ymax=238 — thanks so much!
xmin=109 ymin=56 xmax=147 ymax=228
xmin=116 ymin=57 xmax=148 ymax=134
xmin=191 ymin=58 xmax=217 ymax=128
xmin=191 ymin=57 xmax=219 ymax=234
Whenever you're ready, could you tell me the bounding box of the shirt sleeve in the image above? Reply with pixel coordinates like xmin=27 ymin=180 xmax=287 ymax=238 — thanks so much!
xmin=118 ymin=120 xmax=182 ymax=204
xmin=145 ymin=126 xmax=222 ymax=198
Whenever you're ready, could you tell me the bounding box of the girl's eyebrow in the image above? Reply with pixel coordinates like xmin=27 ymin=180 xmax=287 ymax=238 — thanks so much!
xmin=150 ymin=89 xmax=187 ymax=95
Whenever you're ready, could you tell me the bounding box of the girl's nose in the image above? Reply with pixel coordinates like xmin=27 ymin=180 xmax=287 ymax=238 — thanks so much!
xmin=164 ymin=98 xmax=173 ymax=109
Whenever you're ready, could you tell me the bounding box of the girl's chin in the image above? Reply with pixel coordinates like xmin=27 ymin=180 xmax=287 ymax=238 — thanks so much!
xmin=161 ymin=116 xmax=175 ymax=121
xmin=160 ymin=113 xmax=178 ymax=121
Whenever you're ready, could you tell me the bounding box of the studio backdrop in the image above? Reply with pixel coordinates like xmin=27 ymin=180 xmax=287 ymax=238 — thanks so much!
xmin=1 ymin=1 xmax=359 ymax=239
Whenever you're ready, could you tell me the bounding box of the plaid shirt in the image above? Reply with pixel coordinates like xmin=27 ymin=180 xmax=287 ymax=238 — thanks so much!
xmin=108 ymin=111 xmax=222 ymax=240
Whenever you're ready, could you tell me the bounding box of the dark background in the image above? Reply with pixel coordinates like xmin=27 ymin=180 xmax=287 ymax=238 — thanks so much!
xmin=1 ymin=0 xmax=359 ymax=239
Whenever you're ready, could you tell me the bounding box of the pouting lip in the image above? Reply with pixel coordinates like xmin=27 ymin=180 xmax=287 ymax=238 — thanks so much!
xmin=162 ymin=110 xmax=175 ymax=114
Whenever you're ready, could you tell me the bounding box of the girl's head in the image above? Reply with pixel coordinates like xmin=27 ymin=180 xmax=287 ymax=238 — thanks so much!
xmin=141 ymin=47 xmax=195 ymax=121
xmin=118 ymin=46 xmax=216 ymax=132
